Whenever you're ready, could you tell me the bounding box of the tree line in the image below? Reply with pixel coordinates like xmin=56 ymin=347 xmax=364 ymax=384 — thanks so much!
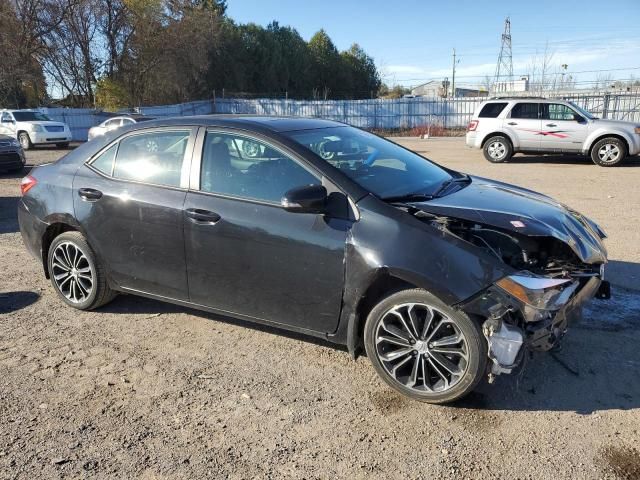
xmin=0 ymin=0 xmax=382 ymax=109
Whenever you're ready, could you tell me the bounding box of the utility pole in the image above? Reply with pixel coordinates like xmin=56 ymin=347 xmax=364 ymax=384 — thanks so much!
xmin=493 ymin=17 xmax=514 ymax=94
xmin=451 ymin=48 xmax=456 ymax=98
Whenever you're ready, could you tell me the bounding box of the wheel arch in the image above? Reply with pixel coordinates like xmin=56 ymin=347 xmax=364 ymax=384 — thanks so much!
xmin=586 ymin=133 xmax=630 ymax=157
xmin=481 ymin=131 xmax=515 ymax=148
xmin=41 ymin=222 xmax=80 ymax=278
xmin=346 ymin=271 xmax=419 ymax=359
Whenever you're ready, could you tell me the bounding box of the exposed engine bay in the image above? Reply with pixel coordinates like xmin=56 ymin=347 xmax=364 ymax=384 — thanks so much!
xmin=409 ymin=208 xmax=610 ymax=382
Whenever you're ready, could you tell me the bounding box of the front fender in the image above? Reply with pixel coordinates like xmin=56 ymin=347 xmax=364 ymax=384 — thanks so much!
xmin=584 ymin=128 xmax=635 ymax=154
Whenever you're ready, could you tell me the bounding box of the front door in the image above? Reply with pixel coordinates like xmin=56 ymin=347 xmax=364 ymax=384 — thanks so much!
xmin=539 ymin=103 xmax=588 ymax=151
xmin=505 ymin=102 xmax=542 ymax=150
xmin=73 ymin=127 xmax=196 ymax=299
xmin=183 ymin=130 xmax=351 ymax=333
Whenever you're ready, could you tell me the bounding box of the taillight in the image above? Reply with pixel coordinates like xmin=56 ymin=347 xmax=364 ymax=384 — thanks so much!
xmin=467 ymin=120 xmax=479 ymax=132
xmin=20 ymin=175 xmax=37 ymax=195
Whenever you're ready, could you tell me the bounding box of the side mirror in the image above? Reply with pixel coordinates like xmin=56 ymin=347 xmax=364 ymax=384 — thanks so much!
xmin=281 ymin=184 xmax=328 ymax=214
xmin=574 ymin=114 xmax=585 ymax=123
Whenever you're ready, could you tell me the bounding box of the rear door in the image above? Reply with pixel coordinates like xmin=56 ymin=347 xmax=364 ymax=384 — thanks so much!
xmin=73 ymin=127 xmax=196 ymax=299
xmin=505 ymin=102 xmax=542 ymax=150
xmin=540 ymin=103 xmax=588 ymax=151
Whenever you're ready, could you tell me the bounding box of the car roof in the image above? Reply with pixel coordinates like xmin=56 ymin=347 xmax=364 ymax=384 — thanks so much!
xmin=128 ymin=115 xmax=346 ymax=133
xmin=484 ymin=97 xmax=567 ymax=103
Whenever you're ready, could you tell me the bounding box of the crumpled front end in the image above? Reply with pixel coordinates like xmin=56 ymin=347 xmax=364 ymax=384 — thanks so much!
xmin=405 ymin=194 xmax=610 ymax=380
xmin=461 ymin=269 xmax=608 ymax=378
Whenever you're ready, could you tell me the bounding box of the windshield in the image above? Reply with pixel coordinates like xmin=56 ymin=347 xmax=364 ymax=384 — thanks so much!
xmin=568 ymin=102 xmax=596 ymax=120
xmin=285 ymin=126 xmax=453 ymax=199
xmin=12 ymin=111 xmax=51 ymax=122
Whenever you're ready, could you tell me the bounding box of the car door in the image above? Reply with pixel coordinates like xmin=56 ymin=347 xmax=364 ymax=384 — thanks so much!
xmin=540 ymin=103 xmax=588 ymax=151
xmin=73 ymin=127 xmax=196 ymax=300
xmin=505 ymin=102 xmax=542 ymax=150
xmin=183 ymin=129 xmax=352 ymax=333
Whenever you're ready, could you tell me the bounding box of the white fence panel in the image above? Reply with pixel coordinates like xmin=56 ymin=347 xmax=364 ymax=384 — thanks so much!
xmin=30 ymin=91 xmax=640 ymax=141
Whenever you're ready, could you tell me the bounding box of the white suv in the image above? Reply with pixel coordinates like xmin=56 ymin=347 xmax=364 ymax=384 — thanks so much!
xmin=465 ymin=98 xmax=640 ymax=166
xmin=0 ymin=109 xmax=72 ymax=150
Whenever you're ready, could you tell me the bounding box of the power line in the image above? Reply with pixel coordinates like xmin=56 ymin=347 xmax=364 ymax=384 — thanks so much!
xmin=383 ymin=66 xmax=640 ymax=84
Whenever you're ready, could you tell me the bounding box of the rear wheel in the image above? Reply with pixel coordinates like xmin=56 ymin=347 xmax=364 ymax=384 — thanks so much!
xmin=18 ymin=132 xmax=33 ymax=150
xmin=364 ymin=289 xmax=487 ymax=404
xmin=47 ymin=231 xmax=116 ymax=310
xmin=483 ymin=135 xmax=513 ymax=163
xmin=591 ymin=137 xmax=627 ymax=167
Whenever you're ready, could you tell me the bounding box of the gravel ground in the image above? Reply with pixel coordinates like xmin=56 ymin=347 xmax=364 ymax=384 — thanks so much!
xmin=1 ymin=140 xmax=639 ymax=479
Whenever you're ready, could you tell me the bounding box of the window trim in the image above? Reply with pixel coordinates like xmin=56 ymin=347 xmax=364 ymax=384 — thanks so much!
xmin=508 ymin=102 xmax=541 ymax=120
xmin=84 ymin=126 xmax=198 ymax=190
xmin=189 ymin=127 xmax=328 ymax=207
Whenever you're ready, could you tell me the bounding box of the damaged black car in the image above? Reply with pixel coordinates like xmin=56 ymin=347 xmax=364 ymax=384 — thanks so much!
xmin=18 ymin=117 xmax=610 ymax=404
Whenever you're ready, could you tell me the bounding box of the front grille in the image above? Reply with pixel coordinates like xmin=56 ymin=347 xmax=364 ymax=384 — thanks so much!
xmin=45 ymin=125 xmax=64 ymax=132
xmin=0 ymin=141 xmax=11 ymax=147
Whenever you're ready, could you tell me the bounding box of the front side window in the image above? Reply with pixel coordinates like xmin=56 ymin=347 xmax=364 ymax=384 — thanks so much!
xmin=510 ymin=103 xmax=539 ymax=119
xmin=285 ymin=126 xmax=453 ymax=199
xmin=12 ymin=111 xmax=51 ymax=122
xmin=200 ymin=132 xmax=320 ymax=203
xmin=544 ymin=104 xmax=577 ymax=121
xmin=111 ymin=130 xmax=190 ymax=187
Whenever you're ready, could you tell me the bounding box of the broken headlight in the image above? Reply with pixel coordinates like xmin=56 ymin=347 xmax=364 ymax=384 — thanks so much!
xmin=495 ymin=273 xmax=579 ymax=322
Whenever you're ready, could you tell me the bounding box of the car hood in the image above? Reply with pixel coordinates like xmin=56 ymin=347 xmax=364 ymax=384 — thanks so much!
xmin=409 ymin=176 xmax=607 ymax=264
xmin=590 ymin=118 xmax=638 ymax=129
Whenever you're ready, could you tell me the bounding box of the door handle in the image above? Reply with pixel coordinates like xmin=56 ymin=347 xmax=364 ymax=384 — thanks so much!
xmin=507 ymin=122 xmax=518 ymax=125
xmin=78 ymin=188 xmax=103 ymax=201
xmin=546 ymin=123 xmax=557 ymax=127
xmin=185 ymin=208 xmax=221 ymax=224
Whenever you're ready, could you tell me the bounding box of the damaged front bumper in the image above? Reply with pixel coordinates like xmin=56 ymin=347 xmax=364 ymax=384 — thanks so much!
xmin=461 ymin=271 xmax=610 ymax=378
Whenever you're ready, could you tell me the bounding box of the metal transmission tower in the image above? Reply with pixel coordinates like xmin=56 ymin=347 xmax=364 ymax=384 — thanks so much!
xmin=493 ymin=17 xmax=514 ymax=94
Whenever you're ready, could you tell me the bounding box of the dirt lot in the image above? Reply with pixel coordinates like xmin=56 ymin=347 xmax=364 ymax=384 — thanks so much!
xmin=1 ymin=139 xmax=639 ymax=479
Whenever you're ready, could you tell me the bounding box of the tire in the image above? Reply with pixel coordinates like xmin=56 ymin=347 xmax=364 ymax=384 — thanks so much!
xmin=483 ymin=135 xmax=513 ymax=163
xmin=590 ymin=137 xmax=627 ymax=167
xmin=364 ymin=289 xmax=487 ymax=404
xmin=56 ymin=142 xmax=70 ymax=149
xmin=47 ymin=231 xmax=116 ymax=310
xmin=18 ymin=132 xmax=33 ymax=150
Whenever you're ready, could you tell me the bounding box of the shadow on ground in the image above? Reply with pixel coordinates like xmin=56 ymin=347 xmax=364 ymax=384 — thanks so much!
xmin=0 ymin=197 xmax=19 ymax=234
xmin=0 ymin=291 xmax=40 ymax=313
xmin=508 ymin=153 xmax=640 ymax=167
xmin=100 ymin=280 xmax=640 ymax=415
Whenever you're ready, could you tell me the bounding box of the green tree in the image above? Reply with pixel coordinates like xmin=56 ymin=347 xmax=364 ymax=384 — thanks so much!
xmin=308 ymin=29 xmax=341 ymax=99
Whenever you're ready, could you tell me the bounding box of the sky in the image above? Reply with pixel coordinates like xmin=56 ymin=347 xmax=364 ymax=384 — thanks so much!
xmin=227 ymin=0 xmax=640 ymax=89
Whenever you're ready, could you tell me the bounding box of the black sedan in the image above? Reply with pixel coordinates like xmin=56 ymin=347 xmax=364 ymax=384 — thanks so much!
xmin=0 ymin=134 xmax=26 ymax=172
xmin=17 ymin=116 xmax=610 ymax=403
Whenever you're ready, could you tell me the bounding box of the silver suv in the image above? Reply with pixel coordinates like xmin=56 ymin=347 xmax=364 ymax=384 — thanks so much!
xmin=466 ymin=98 xmax=640 ymax=166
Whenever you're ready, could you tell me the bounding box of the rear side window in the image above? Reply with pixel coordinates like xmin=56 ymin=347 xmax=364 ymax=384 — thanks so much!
xmin=112 ymin=130 xmax=190 ymax=187
xmin=478 ymin=103 xmax=508 ymax=118
xmin=510 ymin=103 xmax=539 ymax=119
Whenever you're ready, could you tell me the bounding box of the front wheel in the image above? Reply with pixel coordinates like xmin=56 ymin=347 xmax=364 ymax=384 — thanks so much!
xmin=591 ymin=137 xmax=627 ymax=166
xmin=47 ymin=231 xmax=116 ymax=310
xmin=482 ymin=135 xmax=513 ymax=163
xmin=364 ymin=289 xmax=487 ymax=404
